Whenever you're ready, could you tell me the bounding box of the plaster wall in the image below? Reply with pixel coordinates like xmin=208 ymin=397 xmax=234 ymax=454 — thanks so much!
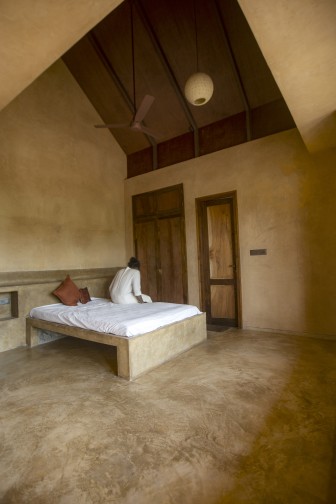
xmin=125 ymin=129 xmax=336 ymax=337
xmin=0 ymin=59 xmax=127 ymax=273
xmin=0 ymin=0 xmax=123 ymax=111
xmin=238 ymin=0 xmax=336 ymax=153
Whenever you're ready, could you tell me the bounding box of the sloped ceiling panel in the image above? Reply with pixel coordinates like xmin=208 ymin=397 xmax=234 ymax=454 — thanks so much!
xmin=0 ymin=0 xmax=123 ymax=112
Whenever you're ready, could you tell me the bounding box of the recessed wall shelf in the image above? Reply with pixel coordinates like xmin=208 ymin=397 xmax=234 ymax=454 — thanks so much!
xmin=0 ymin=291 xmax=18 ymax=320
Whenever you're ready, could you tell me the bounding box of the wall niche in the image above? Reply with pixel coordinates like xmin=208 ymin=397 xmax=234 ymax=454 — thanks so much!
xmin=0 ymin=291 xmax=18 ymax=320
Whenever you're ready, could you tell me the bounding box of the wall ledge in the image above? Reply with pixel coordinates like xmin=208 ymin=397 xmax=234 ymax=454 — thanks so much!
xmin=0 ymin=268 xmax=121 ymax=288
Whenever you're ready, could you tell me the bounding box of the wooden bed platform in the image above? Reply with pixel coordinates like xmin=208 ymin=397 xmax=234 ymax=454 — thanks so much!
xmin=26 ymin=313 xmax=207 ymax=380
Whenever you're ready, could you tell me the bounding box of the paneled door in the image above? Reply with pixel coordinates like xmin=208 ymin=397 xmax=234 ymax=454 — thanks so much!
xmin=197 ymin=192 xmax=241 ymax=327
xmin=133 ymin=219 xmax=158 ymax=301
xmin=133 ymin=184 xmax=187 ymax=304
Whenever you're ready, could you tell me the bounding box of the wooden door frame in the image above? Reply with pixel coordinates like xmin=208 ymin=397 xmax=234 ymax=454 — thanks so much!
xmin=196 ymin=190 xmax=242 ymax=328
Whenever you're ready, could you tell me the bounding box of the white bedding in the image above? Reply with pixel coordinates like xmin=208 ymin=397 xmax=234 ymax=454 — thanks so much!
xmin=29 ymin=298 xmax=202 ymax=338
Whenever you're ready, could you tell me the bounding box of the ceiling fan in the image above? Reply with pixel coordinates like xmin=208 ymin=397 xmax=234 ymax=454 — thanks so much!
xmin=94 ymin=94 xmax=159 ymax=139
xmin=94 ymin=1 xmax=160 ymax=140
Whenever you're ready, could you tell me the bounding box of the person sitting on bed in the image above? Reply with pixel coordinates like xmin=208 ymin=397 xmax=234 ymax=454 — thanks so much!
xmin=109 ymin=257 xmax=152 ymax=304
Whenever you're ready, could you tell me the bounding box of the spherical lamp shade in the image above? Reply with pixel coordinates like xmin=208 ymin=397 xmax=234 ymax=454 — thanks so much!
xmin=184 ymin=72 xmax=214 ymax=106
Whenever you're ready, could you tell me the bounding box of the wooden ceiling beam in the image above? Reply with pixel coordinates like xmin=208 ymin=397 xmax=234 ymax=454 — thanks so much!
xmin=134 ymin=0 xmax=200 ymax=157
xmin=88 ymin=31 xmax=158 ymax=168
xmin=88 ymin=32 xmax=134 ymax=114
xmin=214 ymin=0 xmax=251 ymax=141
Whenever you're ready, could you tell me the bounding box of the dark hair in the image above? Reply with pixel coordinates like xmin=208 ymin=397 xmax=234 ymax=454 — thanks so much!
xmin=128 ymin=256 xmax=140 ymax=269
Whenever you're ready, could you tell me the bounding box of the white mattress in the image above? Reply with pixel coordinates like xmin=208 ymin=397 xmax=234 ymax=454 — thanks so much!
xmin=29 ymin=298 xmax=202 ymax=338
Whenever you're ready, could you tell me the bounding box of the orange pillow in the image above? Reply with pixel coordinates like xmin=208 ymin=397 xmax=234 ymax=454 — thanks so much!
xmin=53 ymin=275 xmax=80 ymax=306
xmin=79 ymin=287 xmax=91 ymax=304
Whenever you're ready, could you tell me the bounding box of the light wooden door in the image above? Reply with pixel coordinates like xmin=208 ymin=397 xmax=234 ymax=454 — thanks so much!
xmin=197 ymin=193 xmax=240 ymax=327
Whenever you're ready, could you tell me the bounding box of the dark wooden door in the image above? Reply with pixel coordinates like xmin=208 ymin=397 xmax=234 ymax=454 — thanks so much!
xmin=133 ymin=220 xmax=158 ymax=301
xmin=133 ymin=185 xmax=187 ymax=304
xmin=197 ymin=192 xmax=240 ymax=327
xmin=157 ymin=215 xmax=186 ymax=303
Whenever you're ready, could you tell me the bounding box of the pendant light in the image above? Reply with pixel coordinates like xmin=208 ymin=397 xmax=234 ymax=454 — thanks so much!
xmin=184 ymin=0 xmax=214 ymax=106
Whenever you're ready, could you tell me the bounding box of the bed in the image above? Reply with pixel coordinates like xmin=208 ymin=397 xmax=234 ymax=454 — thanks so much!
xmin=26 ymin=298 xmax=207 ymax=380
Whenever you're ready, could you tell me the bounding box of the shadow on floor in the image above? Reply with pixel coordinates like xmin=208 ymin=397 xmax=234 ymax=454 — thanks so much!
xmin=206 ymin=324 xmax=232 ymax=332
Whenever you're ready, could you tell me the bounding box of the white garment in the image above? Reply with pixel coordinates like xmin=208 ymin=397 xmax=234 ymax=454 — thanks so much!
xmin=109 ymin=267 xmax=152 ymax=304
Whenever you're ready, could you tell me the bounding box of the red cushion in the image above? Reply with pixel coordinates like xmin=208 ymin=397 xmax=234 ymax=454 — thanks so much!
xmin=53 ymin=275 xmax=80 ymax=306
xmin=79 ymin=287 xmax=91 ymax=304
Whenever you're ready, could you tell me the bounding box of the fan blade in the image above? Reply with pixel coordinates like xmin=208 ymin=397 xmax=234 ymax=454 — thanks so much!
xmin=133 ymin=95 xmax=155 ymax=123
xmin=94 ymin=123 xmax=129 ymax=129
xmin=131 ymin=123 xmax=162 ymax=140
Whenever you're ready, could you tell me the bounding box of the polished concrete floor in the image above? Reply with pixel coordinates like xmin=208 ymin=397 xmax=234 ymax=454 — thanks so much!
xmin=1 ymin=329 xmax=336 ymax=504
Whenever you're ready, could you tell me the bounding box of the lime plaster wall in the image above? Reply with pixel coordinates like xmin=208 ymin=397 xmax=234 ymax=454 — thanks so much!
xmin=238 ymin=0 xmax=336 ymax=154
xmin=0 ymin=0 xmax=123 ymax=111
xmin=0 ymin=59 xmax=127 ymax=273
xmin=125 ymin=130 xmax=336 ymax=337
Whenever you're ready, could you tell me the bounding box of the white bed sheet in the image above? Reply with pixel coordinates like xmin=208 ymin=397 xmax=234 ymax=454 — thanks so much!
xmin=29 ymin=298 xmax=202 ymax=338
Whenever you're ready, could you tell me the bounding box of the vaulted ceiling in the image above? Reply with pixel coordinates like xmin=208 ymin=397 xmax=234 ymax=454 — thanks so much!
xmin=1 ymin=0 xmax=335 ymax=167
xmin=62 ymin=0 xmax=295 ymax=177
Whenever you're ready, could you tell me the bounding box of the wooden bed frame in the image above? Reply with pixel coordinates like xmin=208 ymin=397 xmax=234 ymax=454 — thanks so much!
xmin=26 ymin=312 xmax=207 ymax=380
